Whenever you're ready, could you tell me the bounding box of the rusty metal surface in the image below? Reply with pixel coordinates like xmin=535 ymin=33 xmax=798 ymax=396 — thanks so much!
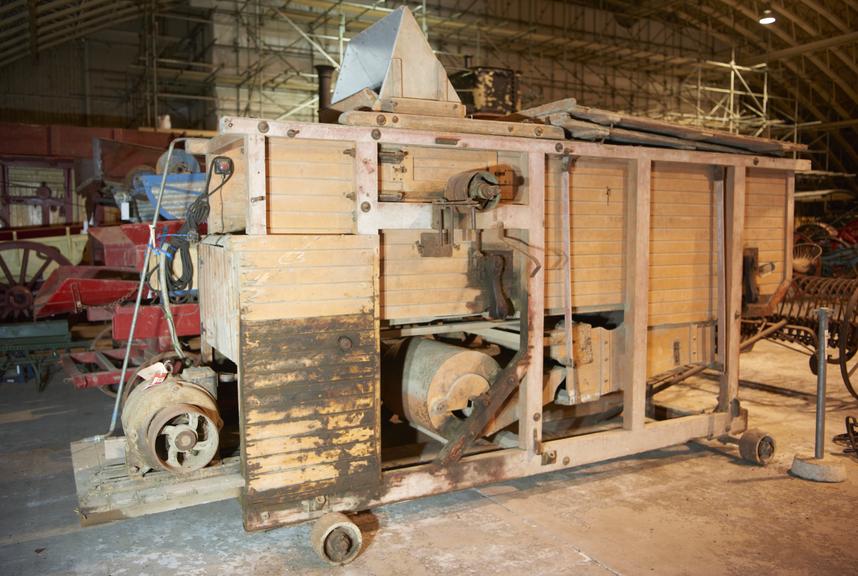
xmin=392 ymin=337 xmax=500 ymax=437
xmin=239 ymin=313 xmax=381 ymax=531
xmin=122 ymin=375 xmax=221 ymax=476
xmin=450 ymin=67 xmax=520 ymax=117
xmin=767 ymin=276 xmax=858 ymax=356
xmin=751 ymin=275 xmax=858 ymax=399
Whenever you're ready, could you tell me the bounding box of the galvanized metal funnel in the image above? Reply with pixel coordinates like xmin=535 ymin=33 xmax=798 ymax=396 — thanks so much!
xmin=332 ymin=6 xmax=460 ymax=105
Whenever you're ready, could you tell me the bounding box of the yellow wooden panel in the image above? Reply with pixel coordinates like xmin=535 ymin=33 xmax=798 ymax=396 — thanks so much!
xmin=265 ymin=137 xmax=355 ymax=234
xmin=198 ymin=237 xmax=239 ymax=361
xmin=746 ymin=168 xmax=787 ymax=296
xmin=544 ymin=156 xmax=627 ymax=313
xmin=650 ymin=163 xmax=716 ymax=325
xmin=229 ymin=235 xmax=378 ymax=321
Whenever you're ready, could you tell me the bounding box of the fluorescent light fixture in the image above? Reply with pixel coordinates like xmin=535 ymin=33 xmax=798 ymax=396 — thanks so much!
xmin=759 ymin=9 xmax=776 ymax=25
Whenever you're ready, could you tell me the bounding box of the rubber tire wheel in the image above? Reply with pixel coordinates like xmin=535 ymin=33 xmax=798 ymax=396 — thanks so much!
xmin=809 ymin=354 xmax=819 ymax=376
xmin=739 ymin=429 xmax=776 ymax=466
xmin=310 ymin=512 xmax=363 ymax=565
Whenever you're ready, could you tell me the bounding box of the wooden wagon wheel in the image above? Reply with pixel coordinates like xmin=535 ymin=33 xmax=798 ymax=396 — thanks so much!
xmin=0 ymin=241 xmax=71 ymax=321
xmin=838 ymin=287 xmax=858 ymax=400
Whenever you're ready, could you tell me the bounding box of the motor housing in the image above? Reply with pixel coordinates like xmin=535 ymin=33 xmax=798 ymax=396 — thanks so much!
xmin=122 ymin=371 xmax=221 ymax=476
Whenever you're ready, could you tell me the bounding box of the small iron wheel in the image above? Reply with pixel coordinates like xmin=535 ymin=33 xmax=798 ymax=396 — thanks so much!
xmin=738 ymin=429 xmax=776 ymax=466
xmin=310 ymin=512 xmax=363 ymax=565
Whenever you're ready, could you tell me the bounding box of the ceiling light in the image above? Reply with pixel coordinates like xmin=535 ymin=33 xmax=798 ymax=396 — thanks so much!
xmin=759 ymin=9 xmax=776 ymax=25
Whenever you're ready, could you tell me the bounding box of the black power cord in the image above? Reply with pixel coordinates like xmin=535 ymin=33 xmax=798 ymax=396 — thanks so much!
xmin=149 ymin=156 xmax=234 ymax=297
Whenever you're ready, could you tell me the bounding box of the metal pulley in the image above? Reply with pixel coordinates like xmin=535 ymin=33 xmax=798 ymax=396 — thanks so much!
xmin=121 ymin=368 xmax=221 ymax=476
xmin=444 ymin=170 xmax=502 ymax=211
xmin=384 ymin=338 xmax=500 ymax=439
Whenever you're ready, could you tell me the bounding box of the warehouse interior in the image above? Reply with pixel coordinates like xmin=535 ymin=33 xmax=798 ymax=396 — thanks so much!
xmin=1 ymin=1 xmax=857 ymax=574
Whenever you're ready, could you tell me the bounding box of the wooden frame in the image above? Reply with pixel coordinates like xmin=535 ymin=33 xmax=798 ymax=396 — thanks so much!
xmin=71 ymin=114 xmax=808 ymax=529
xmin=211 ymin=116 xmax=806 ymax=529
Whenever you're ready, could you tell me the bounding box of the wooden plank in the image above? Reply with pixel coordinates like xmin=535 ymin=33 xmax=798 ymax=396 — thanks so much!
xmin=719 ymin=166 xmax=746 ymax=412
xmin=246 ymin=133 xmax=267 ymax=234
xmin=520 ymin=151 xmax=545 ymax=454
xmin=547 ymin=113 xmax=610 ymax=140
xmin=515 ymin=97 xmax=579 ymax=119
xmin=560 ymin=156 xmax=575 ymax=383
xmin=355 ymin=140 xmax=379 ymax=234
xmin=70 ymin=438 xmax=242 ymax=527
xmin=562 ymin=104 xmax=805 ymax=154
xmin=436 ymin=353 xmax=530 ymax=465
xmin=198 ymin=236 xmax=239 ymax=361
xmin=622 ymin=157 xmax=651 ymax=431
xmin=328 ymin=87 xmax=379 ymax=115
xmin=713 ymin=168 xmax=726 ymax=371
xmin=339 ymin=110 xmax=565 ymax=140
xmin=377 ymin=97 xmax=467 ymax=118
xmin=240 ymin=310 xmax=381 ymax=529
xmin=220 ymin=116 xmax=810 ymax=171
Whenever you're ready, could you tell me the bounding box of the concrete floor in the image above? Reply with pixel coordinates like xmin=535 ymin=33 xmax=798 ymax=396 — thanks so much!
xmin=1 ymin=340 xmax=858 ymax=575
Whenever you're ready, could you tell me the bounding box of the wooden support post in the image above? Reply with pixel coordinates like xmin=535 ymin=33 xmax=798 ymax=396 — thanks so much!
xmin=245 ymin=134 xmax=267 ymax=234
xmin=622 ymin=157 xmax=651 ymax=431
xmin=713 ymin=168 xmax=726 ymax=370
xmin=354 ymin=140 xmax=379 ymax=235
xmin=719 ymin=166 xmax=746 ymax=412
xmin=785 ymin=170 xmax=795 ymax=280
xmin=517 ymin=151 xmax=545 ymax=455
xmin=560 ymin=155 xmax=576 ymax=399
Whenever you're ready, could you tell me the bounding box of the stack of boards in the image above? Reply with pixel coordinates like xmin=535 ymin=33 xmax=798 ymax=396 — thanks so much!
xmin=510 ymin=98 xmax=804 ymax=156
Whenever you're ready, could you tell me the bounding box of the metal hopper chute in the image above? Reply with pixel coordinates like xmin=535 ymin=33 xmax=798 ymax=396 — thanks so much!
xmin=326 ymin=7 xmax=464 ymax=120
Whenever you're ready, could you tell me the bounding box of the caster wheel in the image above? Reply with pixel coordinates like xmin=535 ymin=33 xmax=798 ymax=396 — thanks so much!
xmin=809 ymin=354 xmax=819 ymax=376
xmin=739 ymin=429 xmax=776 ymax=465
xmin=310 ymin=512 xmax=362 ymax=565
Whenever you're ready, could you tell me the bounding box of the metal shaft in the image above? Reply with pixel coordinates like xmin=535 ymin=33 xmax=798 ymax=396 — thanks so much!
xmin=100 ymin=138 xmax=188 ymax=439
xmin=815 ymin=307 xmax=831 ymax=460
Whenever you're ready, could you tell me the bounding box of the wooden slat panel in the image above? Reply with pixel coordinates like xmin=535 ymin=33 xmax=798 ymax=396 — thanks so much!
xmin=232 ymin=234 xmax=377 ymax=321
xmin=198 ymin=237 xmax=239 ymax=361
xmin=746 ymin=169 xmax=788 ymax=294
xmin=380 ymin=230 xmax=485 ymax=321
xmin=240 ymin=312 xmax=380 ymax=529
xmin=649 ymin=162 xmax=716 ymax=326
xmin=265 ymin=137 xmax=355 ymax=234
xmin=544 ymin=157 xmax=627 ymax=311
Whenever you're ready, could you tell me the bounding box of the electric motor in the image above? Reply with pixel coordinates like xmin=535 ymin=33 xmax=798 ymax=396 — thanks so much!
xmin=122 ymin=373 xmax=222 ymax=476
